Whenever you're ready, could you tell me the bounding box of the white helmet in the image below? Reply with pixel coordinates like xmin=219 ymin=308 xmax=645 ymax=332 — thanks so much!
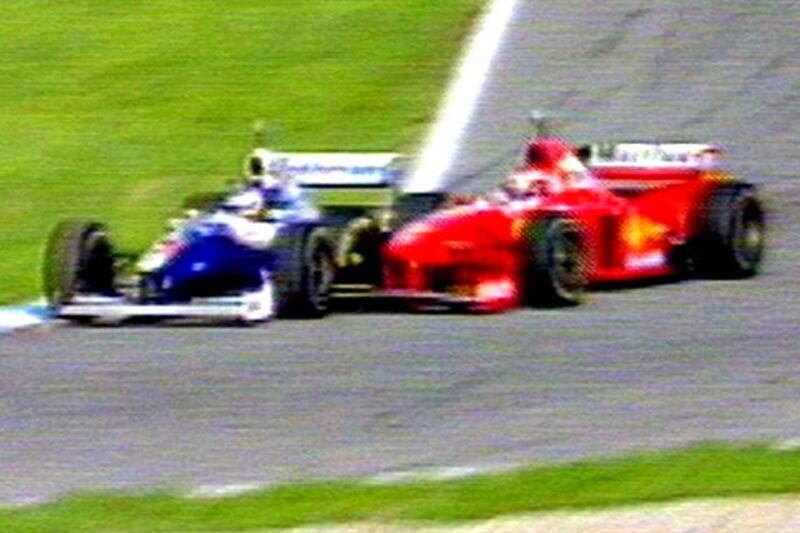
xmin=223 ymin=189 xmax=264 ymax=219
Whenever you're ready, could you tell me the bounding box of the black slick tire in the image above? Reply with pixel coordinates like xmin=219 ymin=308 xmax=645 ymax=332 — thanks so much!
xmin=43 ymin=220 xmax=116 ymax=307
xmin=274 ymin=226 xmax=335 ymax=318
xmin=525 ymin=217 xmax=587 ymax=308
xmin=692 ymin=184 xmax=765 ymax=278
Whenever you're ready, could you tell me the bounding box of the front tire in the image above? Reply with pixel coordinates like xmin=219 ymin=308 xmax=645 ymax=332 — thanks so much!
xmin=525 ymin=217 xmax=587 ymax=307
xmin=43 ymin=220 xmax=116 ymax=307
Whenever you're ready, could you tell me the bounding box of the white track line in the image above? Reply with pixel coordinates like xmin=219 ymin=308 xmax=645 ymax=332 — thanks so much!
xmin=772 ymin=438 xmax=800 ymax=452
xmin=188 ymin=482 xmax=266 ymax=499
xmin=404 ymin=0 xmax=519 ymax=193
xmin=366 ymin=465 xmax=503 ymax=485
xmin=0 ymin=302 xmax=48 ymax=333
xmin=185 ymin=464 xmax=507 ymax=501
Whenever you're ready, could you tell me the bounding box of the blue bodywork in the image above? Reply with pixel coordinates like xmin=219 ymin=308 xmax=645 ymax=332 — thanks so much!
xmin=144 ymin=229 xmax=273 ymax=302
xmin=139 ymin=185 xmax=318 ymax=303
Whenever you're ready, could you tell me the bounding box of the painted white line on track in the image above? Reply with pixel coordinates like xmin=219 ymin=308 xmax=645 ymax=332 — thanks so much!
xmin=368 ymin=466 xmax=484 ymax=485
xmin=367 ymin=463 xmax=515 ymax=485
xmin=184 ymin=467 xmax=497 ymax=500
xmin=404 ymin=0 xmax=519 ymax=193
xmin=0 ymin=302 xmax=49 ymax=334
xmin=772 ymin=438 xmax=800 ymax=452
xmin=183 ymin=464 xmax=511 ymax=501
xmin=187 ymin=482 xmax=266 ymax=499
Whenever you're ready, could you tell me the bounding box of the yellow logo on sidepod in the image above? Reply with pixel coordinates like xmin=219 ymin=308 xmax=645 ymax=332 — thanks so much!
xmin=621 ymin=214 xmax=668 ymax=251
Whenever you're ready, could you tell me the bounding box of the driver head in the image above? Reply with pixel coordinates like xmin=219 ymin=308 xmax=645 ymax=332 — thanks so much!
xmin=524 ymin=138 xmax=575 ymax=173
xmin=223 ymin=189 xmax=264 ymax=220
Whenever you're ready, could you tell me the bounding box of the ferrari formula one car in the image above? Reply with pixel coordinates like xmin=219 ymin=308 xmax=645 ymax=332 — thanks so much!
xmin=382 ymin=139 xmax=766 ymax=312
xmin=43 ymin=150 xmax=405 ymax=324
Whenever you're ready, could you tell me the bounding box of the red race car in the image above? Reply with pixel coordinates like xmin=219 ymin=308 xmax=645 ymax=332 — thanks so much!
xmin=382 ymin=138 xmax=766 ymax=312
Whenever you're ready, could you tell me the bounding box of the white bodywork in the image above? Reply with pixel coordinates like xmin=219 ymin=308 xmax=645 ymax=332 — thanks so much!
xmin=588 ymin=142 xmax=723 ymax=168
xmin=58 ymin=281 xmax=275 ymax=324
xmin=259 ymin=152 xmax=403 ymax=186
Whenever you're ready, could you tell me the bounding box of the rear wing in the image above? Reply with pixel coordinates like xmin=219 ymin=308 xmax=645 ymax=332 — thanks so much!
xmin=261 ymin=151 xmax=404 ymax=208
xmin=581 ymin=142 xmax=727 ymax=191
xmin=584 ymin=142 xmax=724 ymax=169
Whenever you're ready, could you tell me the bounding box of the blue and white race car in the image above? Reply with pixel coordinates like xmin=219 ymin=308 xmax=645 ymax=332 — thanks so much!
xmin=43 ymin=150 xmax=404 ymax=324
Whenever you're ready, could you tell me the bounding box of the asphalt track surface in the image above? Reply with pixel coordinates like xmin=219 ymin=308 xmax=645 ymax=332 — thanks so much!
xmin=1 ymin=1 xmax=799 ymax=504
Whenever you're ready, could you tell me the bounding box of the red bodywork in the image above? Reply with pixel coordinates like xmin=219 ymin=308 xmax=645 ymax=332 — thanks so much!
xmin=383 ymin=143 xmax=734 ymax=312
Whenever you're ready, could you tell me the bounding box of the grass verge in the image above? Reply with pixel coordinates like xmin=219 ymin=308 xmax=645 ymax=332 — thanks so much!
xmin=2 ymin=443 xmax=799 ymax=531
xmin=0 ymin=0 xmax=484 ymax=304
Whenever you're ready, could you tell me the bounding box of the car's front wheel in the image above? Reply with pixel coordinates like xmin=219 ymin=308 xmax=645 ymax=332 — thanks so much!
xmin=43 ymin=220 xmax=116 ymax=307
xmin=524 ymin=216 xmax=587 ymax=307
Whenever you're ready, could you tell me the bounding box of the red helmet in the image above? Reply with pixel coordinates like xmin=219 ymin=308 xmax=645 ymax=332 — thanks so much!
xmin=524 ymin=138 xmax=575 ymax=173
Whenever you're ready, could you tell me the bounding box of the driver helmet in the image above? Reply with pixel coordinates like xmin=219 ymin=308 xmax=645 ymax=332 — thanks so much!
xmin=223 ymin=189 xmax=264 ymax=220
xmin=524 ymin=138 xmax=575 ymax=172
xmin=523 ymin=138 xmax=590 ymax=188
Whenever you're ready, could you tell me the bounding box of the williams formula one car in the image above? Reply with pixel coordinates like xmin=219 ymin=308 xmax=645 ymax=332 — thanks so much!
xmin=382 ymin=139 xmax=766 ymax=312
xmin=43 ymin=150 xmax=404 ymax=324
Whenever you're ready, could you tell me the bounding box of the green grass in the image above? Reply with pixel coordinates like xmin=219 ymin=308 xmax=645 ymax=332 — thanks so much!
xmin=2 ymin=443 xmax=800 ymax=531
xmin=0 ymin=0 xmax=484 ymax=304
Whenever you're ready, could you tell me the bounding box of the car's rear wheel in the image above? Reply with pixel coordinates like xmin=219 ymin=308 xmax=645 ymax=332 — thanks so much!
xmin=692 ymin=184 xmax=765 ymax=278
xmin=43 ymin=220 xmax=116 ymax=307
xmin=525 ymin=217 xmax=587 ymax=307
xmin=274 ymin=226 xmax=335 ymax=318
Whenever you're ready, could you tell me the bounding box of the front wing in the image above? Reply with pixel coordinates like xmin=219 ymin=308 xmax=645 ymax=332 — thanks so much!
xmin=57 ymin=291 xmax=274 ymax=323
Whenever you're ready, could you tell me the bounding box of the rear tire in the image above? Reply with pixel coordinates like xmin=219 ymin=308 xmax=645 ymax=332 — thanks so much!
xmin=43 ymin=220 xmax=116 ymax=307
xmin=274 ymin=226 xmax=335 ymax=318
xmin=692 ymin=185 xmax=765 ymax=278
xmin=525 ymin=217 xmax=587 ymax=307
